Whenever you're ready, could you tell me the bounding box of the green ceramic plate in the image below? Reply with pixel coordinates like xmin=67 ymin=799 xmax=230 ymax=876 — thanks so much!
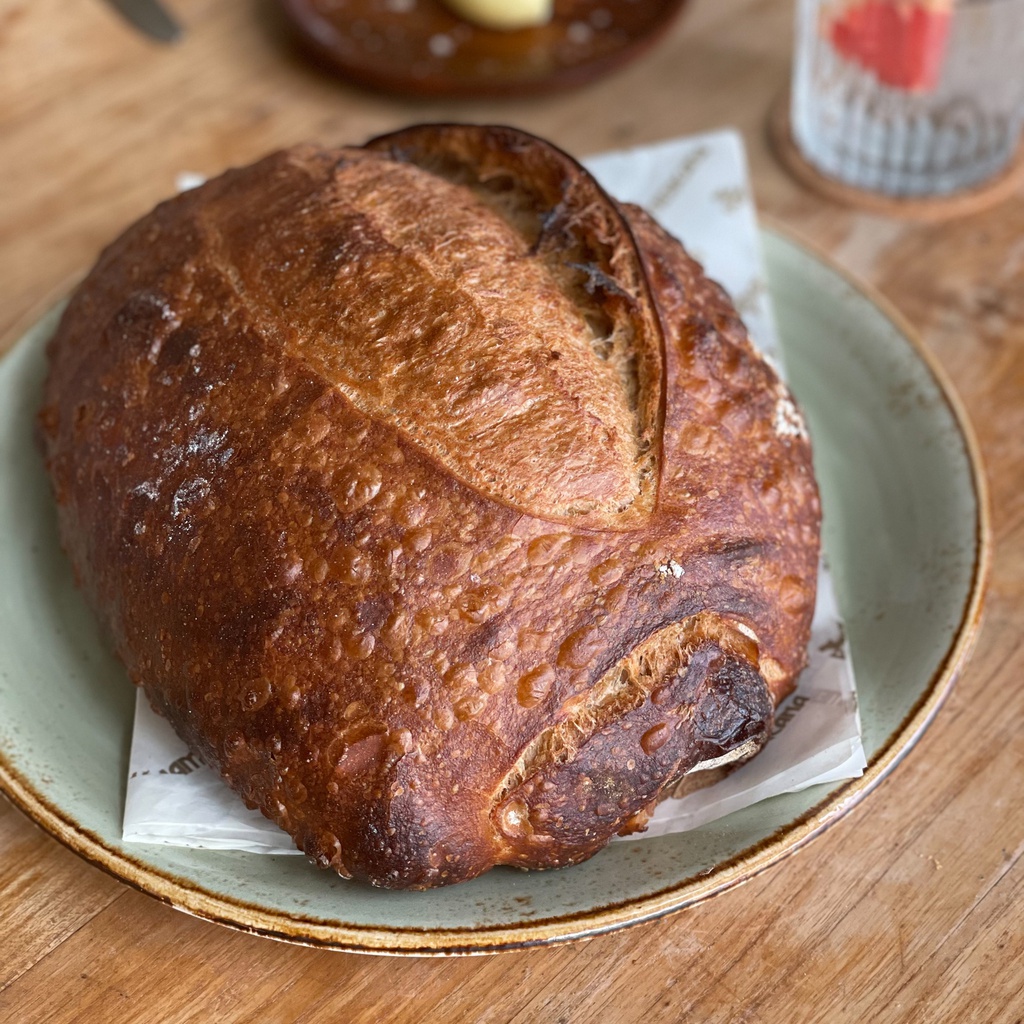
xmin=0 ymin=229 xmax=988 ymax=955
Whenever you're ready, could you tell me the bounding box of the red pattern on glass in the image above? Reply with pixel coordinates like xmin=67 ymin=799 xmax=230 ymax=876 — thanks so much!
xmin=827 ymin=1 xmax=954 ymax=92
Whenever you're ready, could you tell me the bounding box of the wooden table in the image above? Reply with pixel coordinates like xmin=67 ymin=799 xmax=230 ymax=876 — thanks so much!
xmin=2 ymin=2 xmax=1022 ymax=1020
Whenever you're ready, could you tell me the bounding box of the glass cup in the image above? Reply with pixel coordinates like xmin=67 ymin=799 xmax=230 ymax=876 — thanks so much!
xmin=791 ymin=0 xmax=1024 ymax=197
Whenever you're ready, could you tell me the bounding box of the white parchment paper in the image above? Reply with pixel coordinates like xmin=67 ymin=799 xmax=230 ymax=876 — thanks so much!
xmin=123 ymin=130 xmax=866 ymax=853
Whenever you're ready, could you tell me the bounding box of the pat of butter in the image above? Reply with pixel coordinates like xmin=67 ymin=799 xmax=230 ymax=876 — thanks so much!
xmin=442 ymin=0 xmax=553 ymax=31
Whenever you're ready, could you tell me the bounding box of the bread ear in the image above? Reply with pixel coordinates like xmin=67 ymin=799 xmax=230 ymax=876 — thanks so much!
xmin=366 ymin=123 xmax=665 ymax=528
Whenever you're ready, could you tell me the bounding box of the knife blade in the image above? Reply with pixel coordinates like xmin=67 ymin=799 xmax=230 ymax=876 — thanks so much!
xmin=102 ymin=0 xmax=183 ymax=44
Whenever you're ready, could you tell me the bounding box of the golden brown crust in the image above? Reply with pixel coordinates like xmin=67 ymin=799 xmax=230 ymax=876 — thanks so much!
xmin=39 ymin=125 xmax=820 ymax=888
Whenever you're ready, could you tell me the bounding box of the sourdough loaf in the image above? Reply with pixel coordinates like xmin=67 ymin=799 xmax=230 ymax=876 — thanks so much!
xmin=39 ymin=125 xmax=821 ymax=888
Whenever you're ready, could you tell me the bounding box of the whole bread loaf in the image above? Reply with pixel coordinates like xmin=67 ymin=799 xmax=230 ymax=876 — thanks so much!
xmin=39 ymin=125 xmax=821 ymax=888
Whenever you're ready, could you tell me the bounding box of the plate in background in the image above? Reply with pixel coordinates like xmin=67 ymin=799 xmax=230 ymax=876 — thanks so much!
xmin=0 ymin=228 xmax=988 ymax=954
xmin=279 ymin=0 xmax=690 ymax=97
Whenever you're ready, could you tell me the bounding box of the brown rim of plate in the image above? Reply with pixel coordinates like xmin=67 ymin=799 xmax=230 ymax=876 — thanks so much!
xmin=0 ymin=225 xmax=991 ymax=955
xmin=277 ymin=0 xmax=690 ymax=98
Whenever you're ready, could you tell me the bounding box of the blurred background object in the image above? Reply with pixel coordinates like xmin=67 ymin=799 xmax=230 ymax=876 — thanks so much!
xmin=783 ymin=0 xmax=1024 ymax=205
xmin=277 ymin=0 xmax=689 ymax=97
xmin=441 ymin=0 xmax=554 ymax=31
xmin=103 ymin=0 xmax=183 ymax=42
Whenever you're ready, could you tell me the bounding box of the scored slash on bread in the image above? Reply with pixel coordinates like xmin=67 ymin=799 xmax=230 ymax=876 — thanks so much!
xmin=359 ymin=124 xmax=666 ymax=529
xmin=39 ymin=125 xmax=820 ymax=888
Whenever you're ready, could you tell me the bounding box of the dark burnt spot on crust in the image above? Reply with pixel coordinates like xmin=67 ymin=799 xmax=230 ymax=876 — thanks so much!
xmin=492 ymin=633 xmax=772 ymax=869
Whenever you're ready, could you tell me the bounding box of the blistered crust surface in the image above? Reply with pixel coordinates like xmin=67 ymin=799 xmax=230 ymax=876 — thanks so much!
xmin=39 ymin=127 xmax=821 ymax=889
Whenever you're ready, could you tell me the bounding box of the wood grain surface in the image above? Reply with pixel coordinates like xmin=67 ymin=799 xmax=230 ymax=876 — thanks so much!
xmin=1 ymin=1 xmax=1022 ymax=1021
